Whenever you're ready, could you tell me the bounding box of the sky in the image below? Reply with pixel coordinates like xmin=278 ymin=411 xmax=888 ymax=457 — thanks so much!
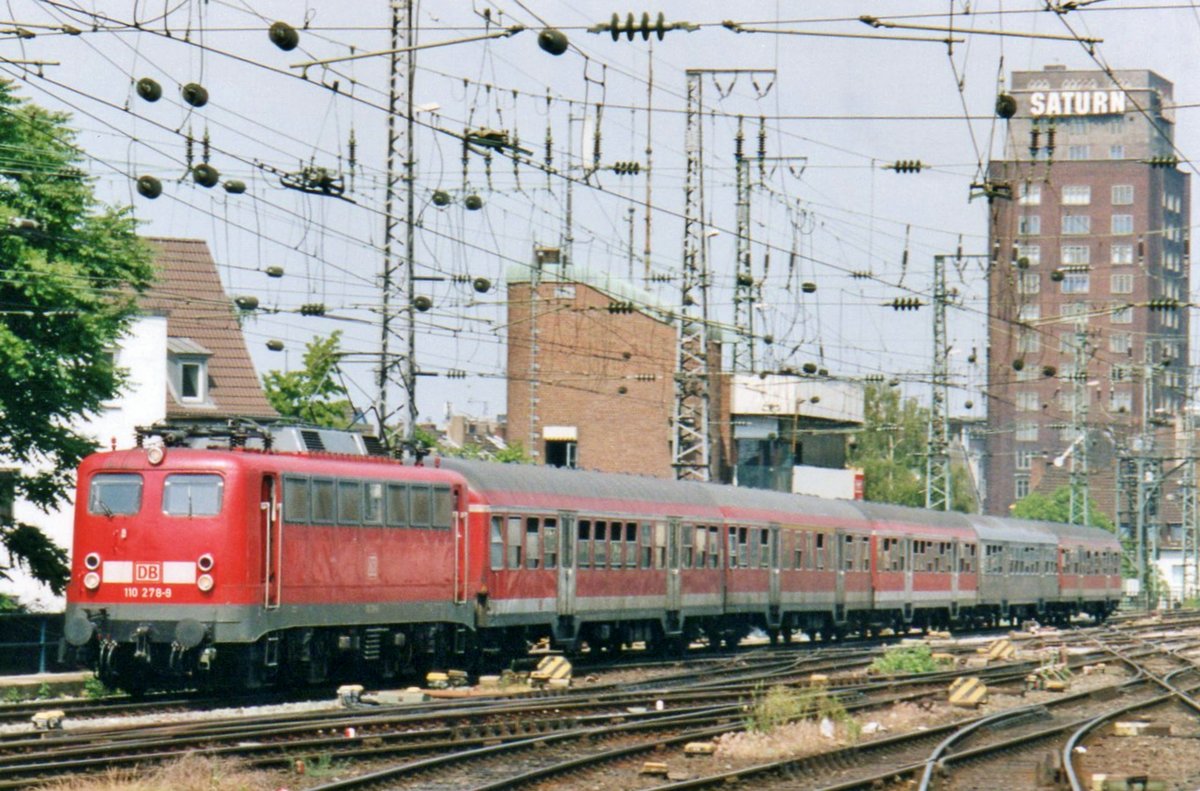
xmin=3 ymin=0 xmax=1199 ymax=433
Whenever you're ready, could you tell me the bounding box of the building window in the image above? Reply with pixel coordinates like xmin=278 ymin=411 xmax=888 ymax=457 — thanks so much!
xmin=1015 ymin=449 xmax=1037 ymax=471
xmin=1062 ymin=214 xmax=1090 ymax=235
xmin=1018 ymin=182 xmax=1042 ymax=205
xmin=1016 ymin=422 xmax=1039 ymax=442
xmin=1112 ymin=244 xmax=1134 ymax=265
xmin=180 ymin=362 xmax=204 ymax=401
xmin=1018 ymin=331 xmax=1041 ymax=354
xmin=1110 ymin=273 xmax=1134 ymax=294
xmin=1016 ymin=244 xmax=1040 ymax=267
xmin=1015 ymin=475 xmax=1031 ymax=500
xmin=1017 ymin=304 xmax=1041 ymax=322
xmin=1062 ymin=185 xmax=1091 ymax=205
xmin=1061 ymin=273 xmax=1090 ymax=294
xmin=1110 ymin=390 xmax=1133 ymax=413
xmin=1067 ymin=145 xmax=1090 ymax=160
xmin=1060 ymin=302 xmax=1088 ymax=319
xmin=1109 ymin=144 xmax=1126 ymax=160
xmin=1017 ymin=273 xmax=1040 ymax=294
xmin=1061 ymin=245 xmax=1090 ymax=266
xmin=1018 ymin=215 xmax=1041 ymax=236
xmin=1111 ymin=185 xmax=1134 ymax=205
xmin=1016 ymin=391 xmax=1040 ymax=412
xmin=1111 ymin=305 xmax=1133 ymax=324
xmin=1109 ymin=332 xmax=1132 ymax=354
xmin=1111 ymin=214 xmax=1133 ymax=235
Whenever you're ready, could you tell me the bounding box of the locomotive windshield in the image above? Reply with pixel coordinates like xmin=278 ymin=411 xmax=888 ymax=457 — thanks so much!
xmin=163 ymin=474 xmax=223 ymax=516
xmin=88 ymin=473 xmax=143 ymax=516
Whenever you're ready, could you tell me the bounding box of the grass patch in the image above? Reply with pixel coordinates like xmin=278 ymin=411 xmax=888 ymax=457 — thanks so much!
xmin=745 ymin=684 xmax=858 ymax=739
xmin=41 ymin=753 xmax=275 ymax=790
xmin=869 ymin=644 xmax=949 ymax=675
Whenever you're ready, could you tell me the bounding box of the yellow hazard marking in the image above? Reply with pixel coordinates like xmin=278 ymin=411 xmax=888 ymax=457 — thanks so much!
xmin=530 ymin=655 xmax=573 ymax=684
xmin=948 ymin=676 xmax=988 ymax=707
xmin=986 ymin=639 xmax=1015 ymax=660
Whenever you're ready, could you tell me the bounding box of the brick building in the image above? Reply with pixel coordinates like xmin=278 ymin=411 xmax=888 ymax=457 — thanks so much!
xmin=984 ymin=67 xmax=1190 ymax=518
xmin=505 ymin=250 xmax=730 ymax=478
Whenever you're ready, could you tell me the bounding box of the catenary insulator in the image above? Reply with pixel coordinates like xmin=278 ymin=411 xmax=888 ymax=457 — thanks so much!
xmin=181 ymin=83 xmax=208 ymax=108
xmin=538 ymin=28 xmax=569 ymax=55
xmin=265 ymin=266 xmax=284 ymax=278
xmin=223 ymin=180 xmax=246 ymax=194
xmin=192 ymin=164 xmax=219 ymax=188
xmin=413 ymin=295 xmax=433 ymax=312
xmin=266 ymin=339 xmax=284 ymax=351
xmin=136 ymin=175 xmax=162 ymax=199
xmin=464 ymin=194 xmax=483 ymax=211
xmin=136 ymin=77 xmax=162 ymax=102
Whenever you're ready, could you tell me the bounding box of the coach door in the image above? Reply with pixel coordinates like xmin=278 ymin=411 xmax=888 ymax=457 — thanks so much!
xmin=262 ymin=476 xmax=281 ymax=609
xmin=903 ymin=536 xmax=915 ymax=621
xmin=452 ymin=485 xmax=467 ymax=605
xmin=950 ymin=540 xmax=960 ymax=617
xmin=833 ymin=529 xmax=846 ymax=623
xmin=556 ymin=512 xmax=577 ymax=616
xmin=667 ymin=519 xmax=682 ymax=613
xmin=768 ymin=524 xmax=782 ymax=617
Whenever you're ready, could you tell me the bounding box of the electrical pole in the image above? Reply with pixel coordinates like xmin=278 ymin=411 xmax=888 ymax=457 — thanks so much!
xmin=1181 ymin=372 xmax=1198 ymax=599
xmin=926 ymin=253 xmax=952 ymax=510
xmin=378 ymin=1 xmax=416 ymax=444
xmin=675 ymin=69 xmax=711 ymax=481
xmin=1067 ymin=318 xmax=1091 ymax=526
xmin=732 ymin=116 xmax=754 ymax=373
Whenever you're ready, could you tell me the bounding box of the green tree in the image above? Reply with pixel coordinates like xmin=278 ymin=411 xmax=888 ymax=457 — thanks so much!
xmin=0 ymin=81 xmax=153 ymax=595
xmin=1011 ymin=485 xmax=1115 ymax=532
xmin=262 ymin=331 xmax=353 ymax=428
xmin=847 ymin=384 xmax=973 ymax=512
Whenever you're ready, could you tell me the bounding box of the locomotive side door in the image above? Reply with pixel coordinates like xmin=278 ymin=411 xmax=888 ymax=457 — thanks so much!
xmin=262 ymin=475 xmax=281 ymax=609
xmin=667 ymin=519 xmax=682 ymax=613
xmin=556 ymin=511 xmax=576 ymax=616
xmin=452 ymin=485 xmax=467 ymax=604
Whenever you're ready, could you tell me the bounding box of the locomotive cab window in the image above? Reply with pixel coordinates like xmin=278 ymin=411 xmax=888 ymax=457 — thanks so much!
xmin=283 ymin=476 xmax=309 ymax=522
xmin=162 ymin=474 xmax=223 ymax=517
xmin=433 ymin=486 xmax=453 ymax=529
xmin=364 ymin=482 xmax=384 ymax=524
xmin=490 ymin=516 xmax=504 ymax=570
xmin=410 ymin=485 xmax=432 ymax=528
xmin=88 ymin=473 xmax=143 ymax=516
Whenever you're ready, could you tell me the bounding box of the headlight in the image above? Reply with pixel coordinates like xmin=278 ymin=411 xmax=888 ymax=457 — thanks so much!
xmin=196 ymin=574 xmax=214 ymax=592
xmin=83 ymin=572 xmax=100 ymax=590
xmin=197 ymin=553 xmax=214 ymax=572
xmin=84 ymin=552 xmax=101 ymax=570
xmin=146 ymin=445 xmax=165 ymax=465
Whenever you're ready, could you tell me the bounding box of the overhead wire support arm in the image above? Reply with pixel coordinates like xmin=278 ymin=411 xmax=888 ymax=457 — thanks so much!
xmin=723 ymin=20 xmax=964 ymax=45
xmin=857 ymin=15 xmax=1101 ymax=44
xmin=289 ymin=25 xmax=526 ymax=70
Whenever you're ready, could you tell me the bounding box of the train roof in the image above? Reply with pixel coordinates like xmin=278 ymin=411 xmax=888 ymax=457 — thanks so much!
xmin=706 ymin=484 xmax=867 ymax=524
xmin=436 ymin=459 xmax=726 ymax=519
xmin=965 ymin=514 xmax=1059 ymax=545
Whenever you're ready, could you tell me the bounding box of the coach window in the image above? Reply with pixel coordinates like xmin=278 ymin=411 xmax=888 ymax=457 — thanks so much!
xmin=641 ymin=524 xmax=653 ymax=568
xmin=594 ymin=521 xmax=608 ymax=567
xmin=738 ymin=528 xmax=750 ymax=568
xmin=311 ymin=479 xmax=335 ymax=524
xmin=364 ymin=482 xmax=383 ymax=524
xmin=761 ymin=531 xmax=772 ymax=569
xmin=681 ymin=525 xmax=694 ymax=568
xmin=814 ymin=533 xmax=826 ymax=570
xmin=843 ymin=535 xmax=855 ymax=571
xmin=385 ymin=484 xmax=409 ymax=527
xmin=433 ymin=486 xmax=453 ymax=529
xmin=505 ymin=515 xmax=522 ymax=569
xmin=490 ymin=517 xmax=504 ymax=570
xmin=542 ymin=518 xmax=558 ymax=569
xmin=727 ymin=528 xmax=738 ymax=569
xmin=625 ymin=523 xmax=638 ymax=568
xmin=337 ymin=481 xmax=362 ymax=525
xmin=525 ymin=518 xmax=541 ymax=569
xmin=795 ymin=533 xmax=806 ymax=570
xmin=577 ymin=520 xmax=592 ymax=569
xmin=283 ymin=476 xmax=309 ymax=522
xmin=162 ymin=474 xmax=223 ymax=517
xmin=694 ymin=526 xmax=707 ymax=569
xmin=89 ymin=473 xmax=143 ymax=516
xmin=655 ymin=523 xmax=668 ymax=568
xmin=410 ymin=485 xmax=432 ymax=528
xmin=708 ymin=526 xmax=720 ymax=568
xmin=605 ymin=524 xmax=619 ymax=569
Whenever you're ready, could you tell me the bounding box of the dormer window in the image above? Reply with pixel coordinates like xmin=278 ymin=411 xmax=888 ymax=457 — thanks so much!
xmin=167 ymin=337 xmax=213 ymax=406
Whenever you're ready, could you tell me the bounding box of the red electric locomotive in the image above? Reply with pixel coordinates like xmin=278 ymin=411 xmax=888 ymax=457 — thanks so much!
xmin=63 ymin=426 xmax=1122 ymax=691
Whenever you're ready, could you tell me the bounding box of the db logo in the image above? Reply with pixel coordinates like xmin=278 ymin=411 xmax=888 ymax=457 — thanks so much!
xmin=134 ymin=562 xmax=162 ymax=582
